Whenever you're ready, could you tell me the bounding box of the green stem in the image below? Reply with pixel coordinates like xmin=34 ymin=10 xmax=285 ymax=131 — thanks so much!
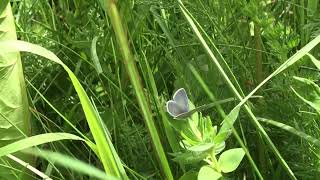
xmin=101 ymin=1 xmax=173 ymax=179
xmin=210 ymin=152 xmax=221 ymax=173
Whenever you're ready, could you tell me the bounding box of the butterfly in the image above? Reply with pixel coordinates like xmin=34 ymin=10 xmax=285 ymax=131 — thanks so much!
xmin=166 ymin=88 xmax=237 ymax=119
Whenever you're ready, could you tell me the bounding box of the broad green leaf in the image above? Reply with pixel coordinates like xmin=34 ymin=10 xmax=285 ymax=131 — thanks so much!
xmin=0 ymin=2 xmax=31 ymax=179
xmin=0 ymin=133 xmax=83 ymax=158
xmin=0 ymin=40 xmax=128 ymax=179
xmin=218 ymin=148 xmax=245 ymax=173
xmin=179 ymin=171 xmax=197 ymax=180
xmin=0 ymin=0 xmax=10 ymax=17
xmin=217 ymin=106 xmax=241 ymax=135
xmin=0 ymin=1 xmax=30 ymax=143
xmin=198 ymin=166 xmax=222 ymax=180
xmin=24 ymin=149 xmax=117 ymax=180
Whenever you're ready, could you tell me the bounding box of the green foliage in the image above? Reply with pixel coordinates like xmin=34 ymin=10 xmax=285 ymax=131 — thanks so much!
xmin=0 ymin=40 xmax=127 ymax=179
xmin=0 ymin=1 xmax=31 ymax=179
xmin=168 ymin=97 xmax=244 ymax=179
xmin=218 ymin=148 xmax=245 ymax=173
xmin=2 ymin=0 xmax=320 ymax=179
xmin=198 ymin=166 xmax=221 ymax=180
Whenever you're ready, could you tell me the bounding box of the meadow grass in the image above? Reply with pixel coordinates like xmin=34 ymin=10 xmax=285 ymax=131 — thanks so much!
xmin=0 ymin=0 xmax=320 ymax=179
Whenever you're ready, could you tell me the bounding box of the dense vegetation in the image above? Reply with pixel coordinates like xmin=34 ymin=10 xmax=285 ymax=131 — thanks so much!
xmin=1 ymin=0 xmax=320 ymax=179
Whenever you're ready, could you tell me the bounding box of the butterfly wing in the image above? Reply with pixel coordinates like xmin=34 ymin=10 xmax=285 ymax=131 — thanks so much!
xmin=166 ymin=100 xmax=187 ymax=118
xmin=172 ymin=88 xmax=189 ymax=112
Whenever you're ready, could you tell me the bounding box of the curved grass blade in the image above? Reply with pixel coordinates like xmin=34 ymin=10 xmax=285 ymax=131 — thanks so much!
xmin=0 ymin=133 xmax=83 ymax=158
xmin=0 ymin=40 xmax=128 ymax=179
xmin=24 ymin=149 xmax=117 ymax=180
xmin=258 ymin=118 xmax=320 ymax=147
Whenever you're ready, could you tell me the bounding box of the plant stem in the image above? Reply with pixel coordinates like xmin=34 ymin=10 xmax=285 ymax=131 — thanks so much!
xmin=210 ymin=152 xmax=221 ymax=173
xmin=101 ymin=1 xmax=173 ymax=179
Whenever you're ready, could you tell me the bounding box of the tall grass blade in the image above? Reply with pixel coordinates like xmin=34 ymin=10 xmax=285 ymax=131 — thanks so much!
xmin=0 ymin=40 xmax=128 ymax=179
xmin=99 ymin=1 xmax=174 ymax=179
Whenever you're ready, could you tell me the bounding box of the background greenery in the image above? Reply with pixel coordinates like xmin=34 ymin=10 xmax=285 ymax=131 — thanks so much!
xmin=1 ymin=0 xmax=320 ymax=179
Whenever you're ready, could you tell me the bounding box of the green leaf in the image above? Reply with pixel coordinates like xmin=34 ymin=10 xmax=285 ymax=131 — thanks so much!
xmin=198 ymin=166 xmax=222 ymax=180
xmin=0 ymin=4 xmax=31 ymax=179
xmin=171 ymin=151 xmax=209 ymax=164
xmin=218 ymin=148 xmax=245 ymax=173
xmin=214 ymin=142 xmax=226 ymax=155
xmin=213 ymin=131 xmax=229 ymax=145
xmin=179 ymin=171 xmax=198 ymax=180
xmin=217 ymin=106 xmax=241 ymax=135
xmin=187 ymin=143 xmax=214 ymax=152
xmin=292 ymin=76 xmax=320 ymax=113
xmin=0 ymin=133 xmax=83 ymax=158
xmin=0 ymin=0 xmax=9 ymax=15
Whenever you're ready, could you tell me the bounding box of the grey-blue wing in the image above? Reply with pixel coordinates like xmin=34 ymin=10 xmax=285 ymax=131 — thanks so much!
xmin=172 ymin=88 xmax=189 ymax=112
xmin=166 ymin=100 xmax=187 ymax=117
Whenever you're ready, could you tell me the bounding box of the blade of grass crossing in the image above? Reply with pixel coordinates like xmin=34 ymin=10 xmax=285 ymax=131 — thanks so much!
xmin=258 ymin=118 xmax=320 ymax=147
xmin=177 ymin=1 xmax=299 ymax=179
xmin=99 ymin=1 xmax=174 ymax=179
xmin=0 ymin=40 xmax=128 ymax=179
xmin=188 ymin=64 xmax=262 ymax=179
xmin=24 ymin=149 xmax=114 ymax=180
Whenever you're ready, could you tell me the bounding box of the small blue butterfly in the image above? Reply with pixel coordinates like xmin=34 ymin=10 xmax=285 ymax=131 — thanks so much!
xmin=166 ymin=88 xmax=238 ymax=119
xmin=166 ymin=88 xmax=190 ymax=119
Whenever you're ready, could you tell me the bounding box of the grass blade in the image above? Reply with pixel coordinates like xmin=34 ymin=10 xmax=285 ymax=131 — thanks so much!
xmin=24 ymin=149 xmax=117 ymax=180
xmin=0 ymin=40 xmax=128 ymax=179
xmin=258 ymin=118 xmax=320 ymax=147
xmin=98 ymin=1 xmax=174 ymax=179
xmin=0 ymin=133 xmax=83 ymax=158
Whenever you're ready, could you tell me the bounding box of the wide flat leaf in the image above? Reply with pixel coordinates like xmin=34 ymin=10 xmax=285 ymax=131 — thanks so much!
xmin=179 ymin=171 xmax=197 ymax=180
xmin=0 ymin=1 xmax=30 ymax=143
xmin=218 ymin=148 xmax=245 ymax=173
xmin=0 ymin=2 xmax=31 ymax=179
xmin=198 ymin=165 xmax=222 ymax=180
